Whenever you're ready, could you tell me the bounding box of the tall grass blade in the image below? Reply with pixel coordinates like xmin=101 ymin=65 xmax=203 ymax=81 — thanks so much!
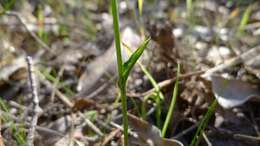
xmin=111 ymin=0 xmax=123 ymax=79
xmin=111 ymin=0 xmax=131 ymax=145
xmin=162 ymin=63 xmax=180 ymax=137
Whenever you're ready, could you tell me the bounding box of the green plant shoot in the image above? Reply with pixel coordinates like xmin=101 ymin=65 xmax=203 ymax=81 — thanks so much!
xmin=162 ymin=63 xmax=180 ymax=137
xmin=111 ymin=0 xmax=150 ymax=145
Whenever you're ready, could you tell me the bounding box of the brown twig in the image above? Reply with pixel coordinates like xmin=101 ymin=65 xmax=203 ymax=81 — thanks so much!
xmin=25 ymin=56 xmax=42 ymax=146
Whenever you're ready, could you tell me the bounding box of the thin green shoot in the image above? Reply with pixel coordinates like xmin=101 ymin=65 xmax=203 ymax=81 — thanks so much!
xmin=190 ymin=99 xmax=218 ymax=146
xmin=123 ymin=42 xmax=164 ymax=126
xmin=122 ymin=43 xmax=164 ymax=100
xmin=138 ymin=0 xmax=143 ymax=17
xmin=141 ymin=94 xmax=152 ymax=119
xmin=162 ymin=63 xmax=180 ymax=137
xmin=111 ymin=0 xmax=150 ymax=145
xmin=238 ymin=5 xmax=252 ymax=35
xmin=111 ymin=0 xmax=128 ymax=143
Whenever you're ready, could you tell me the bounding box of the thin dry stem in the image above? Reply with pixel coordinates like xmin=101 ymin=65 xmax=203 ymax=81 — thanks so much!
xmin=25 ymin=56 xmax=42 ymax=146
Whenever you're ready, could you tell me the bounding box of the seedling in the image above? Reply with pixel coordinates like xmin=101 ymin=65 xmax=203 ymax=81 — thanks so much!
xmin=111 ymin=0 xmax=150 ymax=145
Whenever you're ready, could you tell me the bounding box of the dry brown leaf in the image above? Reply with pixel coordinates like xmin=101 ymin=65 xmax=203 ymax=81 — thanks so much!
xmin=72 ymin=98 xmax=98 ymax=111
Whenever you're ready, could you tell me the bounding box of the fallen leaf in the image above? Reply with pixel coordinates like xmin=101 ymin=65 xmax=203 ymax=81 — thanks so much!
xmin=211 ymin=75 xmax=260 ymax=108
xmin=128 ymin=113 xmax=183 ymax=146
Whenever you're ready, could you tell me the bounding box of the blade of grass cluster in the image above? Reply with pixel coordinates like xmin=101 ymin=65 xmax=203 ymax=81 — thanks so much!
xmin=123 ymin=42 xmax=163 ymax=99
xmin=238 ymin=5 xmax=252 ymax=35
xmin=123 ymin=43 xmax=164 ymax=125
xmin=162 ymin=63 xmax=180 ymax=137
xmin=190 ymin=99 xmax=218 ymax=146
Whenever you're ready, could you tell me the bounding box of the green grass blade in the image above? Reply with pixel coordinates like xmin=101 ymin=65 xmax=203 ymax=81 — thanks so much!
xmin=123 ymin=37 xmax=150 ymax=81
xmin=138 ymin=60 xmax=164 ymax=100
xmin=190 ymin=99 xmax=218 ymax=146
xmin=162 ymin=63 xmax=180 ymax=137
xmin=122 ymin=42 xmax=164 ymax=100
xmin=238 ymin=5 xmax=252 ymax=34
xmin=111 ymin=0 xmax=123 ymax=81
xmin=111 ymin=0 xmax=129 ymax=145
xmin=123 ymin=42 xmax=163 ymax=126
xmin=138 ymin=0 xmax=143 ymax=17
